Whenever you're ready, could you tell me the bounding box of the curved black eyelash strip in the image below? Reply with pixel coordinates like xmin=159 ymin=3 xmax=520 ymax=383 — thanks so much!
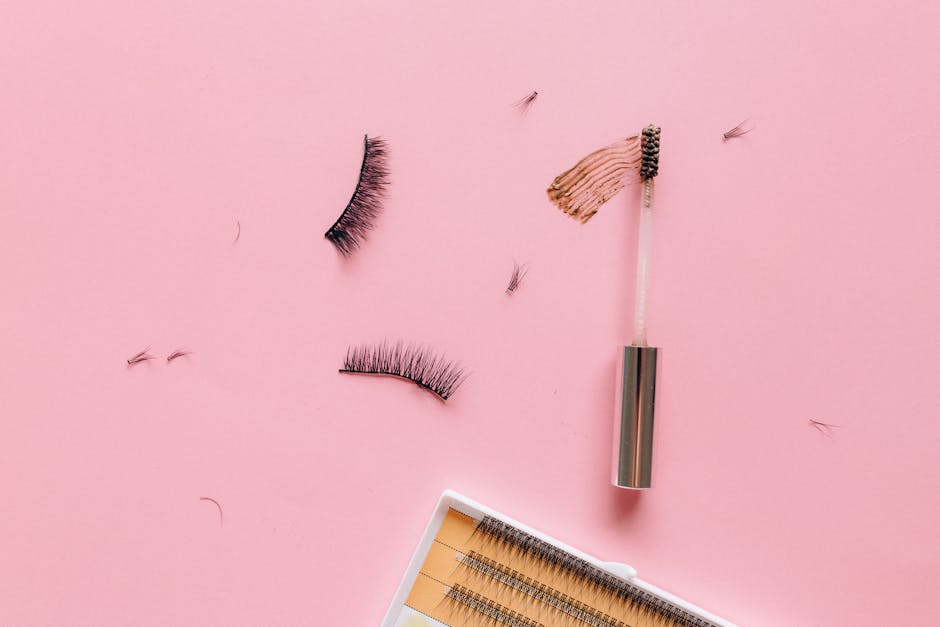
xmin=324 ymin=134 xmax=389 ymax=257
xmin=339 ymin=342 xmax=466 ymax=401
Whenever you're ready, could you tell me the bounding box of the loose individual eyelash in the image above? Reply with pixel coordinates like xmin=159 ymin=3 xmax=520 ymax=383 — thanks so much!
xmin=505 ymin=261 xmax=528 ymax=294
xmin=512 ymin=90 xmax=538 ymax=114
xmin=199 ymin=496 xmax=224 ymax=526
xmin=722 ymin=119 xmax=752 ymax=141
xmin=324 ymin=135 xmax=389 ymax=256
xmin=809 ymin=418 xmax=841 ymax=436
xmin=127 ymin=347 xmax=154 ymax=366
xmin=339 ymin=342 xmax=467 ymax=401
xmin=166 ymin=349 xmax=191 ymax=363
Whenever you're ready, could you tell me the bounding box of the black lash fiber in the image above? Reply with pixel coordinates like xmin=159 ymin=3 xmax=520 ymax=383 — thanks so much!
xmin=339 ymin=342 xmax=466 ymax=401
xmin=324 ymin=134 xmax=389 ymax=256
xmin=505 ymin=261 xmax=528 ymax=295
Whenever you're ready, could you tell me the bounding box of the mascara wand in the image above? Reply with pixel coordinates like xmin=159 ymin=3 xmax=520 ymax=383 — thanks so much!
xmin=547 ymin=124 xmax=662 ymax=489
xmin=614 ymin=124 xmax=660 ymax=490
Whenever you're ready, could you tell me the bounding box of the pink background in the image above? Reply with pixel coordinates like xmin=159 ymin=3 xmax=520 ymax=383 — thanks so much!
xmin=2 ymin=1 xmax=939 ymax=625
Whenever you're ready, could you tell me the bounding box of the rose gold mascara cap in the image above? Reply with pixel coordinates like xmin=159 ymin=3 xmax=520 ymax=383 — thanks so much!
xmin=612 ymin=125 xmax=661 ymax=490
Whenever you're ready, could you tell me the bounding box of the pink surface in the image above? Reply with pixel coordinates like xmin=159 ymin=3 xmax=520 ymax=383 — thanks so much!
xmin=1 ymin=1 xmax=939 ymax=625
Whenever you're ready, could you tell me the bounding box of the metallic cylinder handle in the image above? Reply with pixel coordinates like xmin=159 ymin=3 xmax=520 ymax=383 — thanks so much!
xmin=612 ymin=345 xmax=658 ymax=489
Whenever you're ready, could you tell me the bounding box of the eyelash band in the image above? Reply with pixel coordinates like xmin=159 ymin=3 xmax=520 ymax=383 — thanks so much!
xmin=234 ymin=220 xmax=241 ymax=244
xmin=512 ymin=90 xmax=538 ymax=114
xmin=505 ymin=261 xmax=528 ymax=294
xmin=324 ymin=135 xmax=390 ymax=257
xmin=127 ymin=347 xmax=154 ymax=367
xmin=339 ymin=342 xmax=467 ymax=401
xmin=722 ymin=119 xmax=752 ymax=141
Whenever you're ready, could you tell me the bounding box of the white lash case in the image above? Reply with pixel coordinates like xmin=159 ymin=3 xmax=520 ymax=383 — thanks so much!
xmin=381 ymin=490 xmax=736 ymax=627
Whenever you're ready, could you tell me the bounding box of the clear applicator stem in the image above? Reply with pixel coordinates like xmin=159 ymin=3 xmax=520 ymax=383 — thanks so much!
xmin=633 ymin=179 xmax=654 ymax=347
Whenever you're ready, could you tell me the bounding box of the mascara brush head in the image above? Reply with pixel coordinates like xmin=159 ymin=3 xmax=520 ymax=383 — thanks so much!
xmin=639 ymin=125 xmax=661 ymax=180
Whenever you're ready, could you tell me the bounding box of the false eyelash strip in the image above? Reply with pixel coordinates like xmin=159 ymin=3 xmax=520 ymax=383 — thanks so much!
xmin=339 ymin=342 xmax=466 ymax=401
xmin=473 ymin=515 xmax=716 ymax=627
xmin=324 ymin=135 xmax=389 ymax=256
xmin=444 ymin=585 xmax=543 ymax=627
xmin=456 ymin=551 xmax=626 ymax=627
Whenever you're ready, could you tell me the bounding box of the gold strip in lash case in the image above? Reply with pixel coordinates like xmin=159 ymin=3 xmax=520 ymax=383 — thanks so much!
xmin=547 ymin=124 xmax=663 ymax=489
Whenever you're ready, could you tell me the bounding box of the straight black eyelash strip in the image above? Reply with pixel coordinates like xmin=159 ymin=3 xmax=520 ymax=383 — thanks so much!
xmin=339 ymin=342 xmax=466 ymax=401
xmin=445 ymin=585 xmax=542 ymax=627
xmin=324 ymin=135 xmax=389 ymax=256
xmin=456 ymin=551 xmax=626 ymax=627
xmin=474 ymin=516 xmax=719 ymax=627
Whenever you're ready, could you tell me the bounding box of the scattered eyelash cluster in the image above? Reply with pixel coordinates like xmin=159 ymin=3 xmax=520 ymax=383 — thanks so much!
xmin=513 ymin=90 xmax=538 ymax=115
xmin=722 ymin=119 xmax=752 ymax=141
xmin=127 ymin=347 xmax=154 ymax=366
xmin=339 ymin=342 xmax=466 ymax=401
xmin=127 ymin=347 xmax=191 ymax=367
xmin=809 ymin=418 xmax=841 ymax=436
xmin=324 ymin=135 xmax=390 ymax=256
xmin=506 ymin=262 xmax=528 ymax=295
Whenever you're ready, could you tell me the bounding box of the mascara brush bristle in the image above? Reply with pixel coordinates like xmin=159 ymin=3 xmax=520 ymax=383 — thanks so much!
xmin=639 ymin=125 xmax=661 ymax=180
